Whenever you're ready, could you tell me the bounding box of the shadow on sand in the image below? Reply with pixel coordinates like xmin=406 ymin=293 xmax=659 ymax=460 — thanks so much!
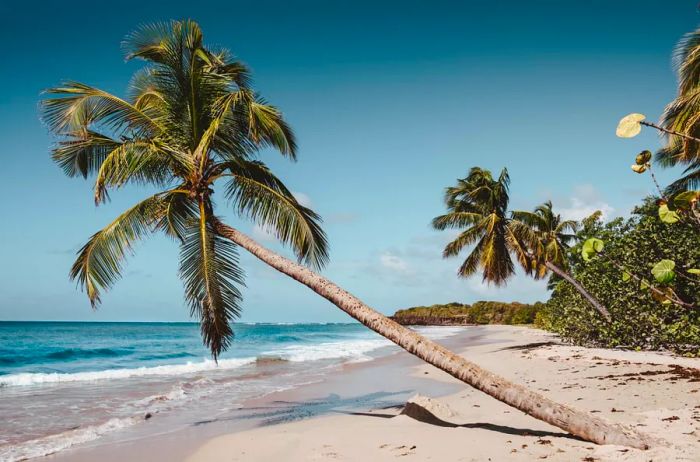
xmin=193 ymin=390 xmax=580 ymax=442
xmin=192 ymin=390 xmax=411 ymax=427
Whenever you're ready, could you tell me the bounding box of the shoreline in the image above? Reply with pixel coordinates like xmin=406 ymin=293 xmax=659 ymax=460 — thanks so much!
xmin=39 ymin=326 xmax=483 ymax=462
xmin=36 ymin=325 xmax=700 ymax=461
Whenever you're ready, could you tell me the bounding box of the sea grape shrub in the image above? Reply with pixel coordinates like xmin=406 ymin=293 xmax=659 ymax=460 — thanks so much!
xmin=541 ymin=198 xmax=700 ymax=355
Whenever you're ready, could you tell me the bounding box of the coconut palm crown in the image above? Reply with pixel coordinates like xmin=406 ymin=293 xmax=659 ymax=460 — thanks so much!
xmin=658 ymin=26 xmax=700 ymax=191
xmin=431 ymin=167 xmax=530 ymax=285
xmin=40 ymin=20 xmax=328 ymax=359
xmin=511 ymin=200 xmax=578 ymax=279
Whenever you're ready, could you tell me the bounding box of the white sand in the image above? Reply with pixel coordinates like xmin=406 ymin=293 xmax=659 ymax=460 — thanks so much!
xmin=186 ymin=326 xmax=700 ymax=462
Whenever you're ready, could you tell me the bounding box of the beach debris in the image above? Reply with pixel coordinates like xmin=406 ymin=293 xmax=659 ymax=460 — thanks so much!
xmin=400 ymin=394 xmax=456 ymax=425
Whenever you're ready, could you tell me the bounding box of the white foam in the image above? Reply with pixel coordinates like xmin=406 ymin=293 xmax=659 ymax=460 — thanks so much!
xmin=0 ymin=357 xmax=255 ymax=387
xmin=265 ymin=338 xmax=392 ymax=362
xmin=413 ymin=326 xmax=468 ymax=340
xmin=0 ymin=416 xmax=140 ymax=462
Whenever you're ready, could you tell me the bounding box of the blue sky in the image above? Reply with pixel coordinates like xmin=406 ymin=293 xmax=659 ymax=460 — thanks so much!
xmin=0 ymin=0 xmax=697 ymax=322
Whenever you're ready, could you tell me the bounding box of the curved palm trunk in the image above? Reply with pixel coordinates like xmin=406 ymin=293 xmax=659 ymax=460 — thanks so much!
xmin=216 ymin=223 xmax=652 ymax=449
xmin=545 ymin=261 xmax=611 ymax=321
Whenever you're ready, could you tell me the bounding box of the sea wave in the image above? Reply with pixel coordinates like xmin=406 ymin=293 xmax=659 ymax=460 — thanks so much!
xmin=0 ymin=357 xmax=256 ymax=387
xmin=0 ymin=416 xmax=141 ymax=462
xmin=0 ymin=326 xmax=466 ymax=388
xmin=45 ymin=347 xmax=133 ymax=360
xmin=265 ymin=338 xmax=393 ymax=362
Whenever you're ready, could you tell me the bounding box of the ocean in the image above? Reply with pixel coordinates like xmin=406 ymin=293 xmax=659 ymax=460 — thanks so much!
xmin=0 ymin=321 xmax=463 ymax=461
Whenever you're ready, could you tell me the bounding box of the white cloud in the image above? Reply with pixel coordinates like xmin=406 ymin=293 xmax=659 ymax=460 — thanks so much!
xmin=292 ymin=191 xmax=312 ymax=207
xmin=252 ymin=224 xmax=276 ymax=242
xmin=558 ymin=184 xmax=615 ymax=221
xmin=379 ymin=252 xmax=410 ymax=273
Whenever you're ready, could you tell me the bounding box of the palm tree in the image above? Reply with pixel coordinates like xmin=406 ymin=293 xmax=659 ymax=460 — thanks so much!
xmin=657 ymin=26 xmax=700 ymax=192
xmin=41 ymin=21 xmax=650 ymax=448
xmin=431 ymin=167 xmax=530 ymax=285
xmin=512 ymin=201 xmax=611 ymax=321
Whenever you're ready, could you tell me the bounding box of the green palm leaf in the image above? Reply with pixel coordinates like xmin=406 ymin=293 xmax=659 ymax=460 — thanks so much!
xmin=180 ymin=208 xmax=244 ymax=359
xmin=71 ymin=193 xmax=169 ymax=307
xmin=51 ymin=130 xmax=122 ymax=178
xmin=224 ymin=160 xmax=329 ymax=269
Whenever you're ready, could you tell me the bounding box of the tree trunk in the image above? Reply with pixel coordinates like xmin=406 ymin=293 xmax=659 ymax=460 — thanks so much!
xmin=216 ymin=222 xmax=653 ymax=449
xmin=545 ymin=261 xmax=611 ymax=321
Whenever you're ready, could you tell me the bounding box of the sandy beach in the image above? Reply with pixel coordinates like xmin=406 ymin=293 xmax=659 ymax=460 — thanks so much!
xmin=185 ymin=325 xmax=700 ymax=462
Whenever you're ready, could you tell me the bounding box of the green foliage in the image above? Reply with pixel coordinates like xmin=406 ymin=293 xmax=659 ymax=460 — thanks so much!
xmin=544 ymin=199 xmax=700 ymax=355
xmin=392 ymin=301 xmax=544 ymax=326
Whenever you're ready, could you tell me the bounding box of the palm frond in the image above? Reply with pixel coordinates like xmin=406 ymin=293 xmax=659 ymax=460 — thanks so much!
xmin=223 ymin=160 xmax=328 ymax=269
xmin=442 ymin=223 xmax=485 ymax=258
xmin=51 ymin=130 xmax=122 ymax=178
xmin=479 ymin=215 xmax=514 ymax=285
xmin=247 ymin=96 xmax=297 ymax=159
xmin=41 ymin=82 xmax=163 ymax=136
xmin=431 ymin=212 xmax=483 ymax=230
xmin=155 ymin=190 xmax=198 ymax=241
xmin=179 ymin=205 xmax=244 ymax=359
xmin=71 ymin=193 xmax=168 ymax=307
xmin=93 ymin=140 xmax=176 ymax=203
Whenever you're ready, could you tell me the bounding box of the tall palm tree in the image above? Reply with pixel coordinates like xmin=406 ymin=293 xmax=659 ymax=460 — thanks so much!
xmin=431 ymin=167 xmax=530 ymax=285
xmin=512 ymin=202 xmax=611 ymax=321
xmin=657 ymin=26 xmax=700 ymax=192
xmin=41 ymin=21 xmax=650 ymax=448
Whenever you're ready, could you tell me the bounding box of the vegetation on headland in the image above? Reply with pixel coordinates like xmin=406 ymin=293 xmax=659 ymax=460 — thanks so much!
xmin=391 ymin=301 xmax=544 ymax=326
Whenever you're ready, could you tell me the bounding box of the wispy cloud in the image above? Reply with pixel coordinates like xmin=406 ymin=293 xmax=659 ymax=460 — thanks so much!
xmin=379 ymin=252 xmax=410 ymax=273
xmin=292 ymin=191 xmax=312 ymax=207
xmin=558 ymin=184 xmax=614 ymax=221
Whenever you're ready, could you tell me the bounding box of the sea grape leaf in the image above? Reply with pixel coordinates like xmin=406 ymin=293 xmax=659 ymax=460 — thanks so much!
xmin=651 ymin=259 xmax=676 ymax=284
xmin=673 ymin=190 xmax=700 ymax=210
xmin=616 ymin=113 xmax=646 ymax=138
xmin=658 ymin=204 xmax=680 ymax=224
xmin=581 ymin=238 xmax=604 ymax=262
xmin=651 ymin=287 xmax=674 ymax=305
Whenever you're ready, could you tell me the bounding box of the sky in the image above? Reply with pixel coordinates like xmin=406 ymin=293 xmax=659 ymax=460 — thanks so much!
xmin=0 ymin=0 xmax=698 ymax=323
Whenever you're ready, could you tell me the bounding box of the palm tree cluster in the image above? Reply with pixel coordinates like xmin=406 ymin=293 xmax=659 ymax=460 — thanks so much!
xmin=432 ymin=167 xmax=611 ymax=320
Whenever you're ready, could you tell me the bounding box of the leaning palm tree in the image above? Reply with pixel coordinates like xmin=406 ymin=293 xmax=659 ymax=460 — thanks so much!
xmin=512 ymin=201 xmax=611 ymax=320
xmin=41 ymin=20 xmax=651 ymax=449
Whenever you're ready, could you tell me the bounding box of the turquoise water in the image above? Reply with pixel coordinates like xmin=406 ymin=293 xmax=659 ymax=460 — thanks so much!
xmin=0 ymin=321 xmax=463 ymax=461
xmin=0 ymin=322 xmax=386 ymax=382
